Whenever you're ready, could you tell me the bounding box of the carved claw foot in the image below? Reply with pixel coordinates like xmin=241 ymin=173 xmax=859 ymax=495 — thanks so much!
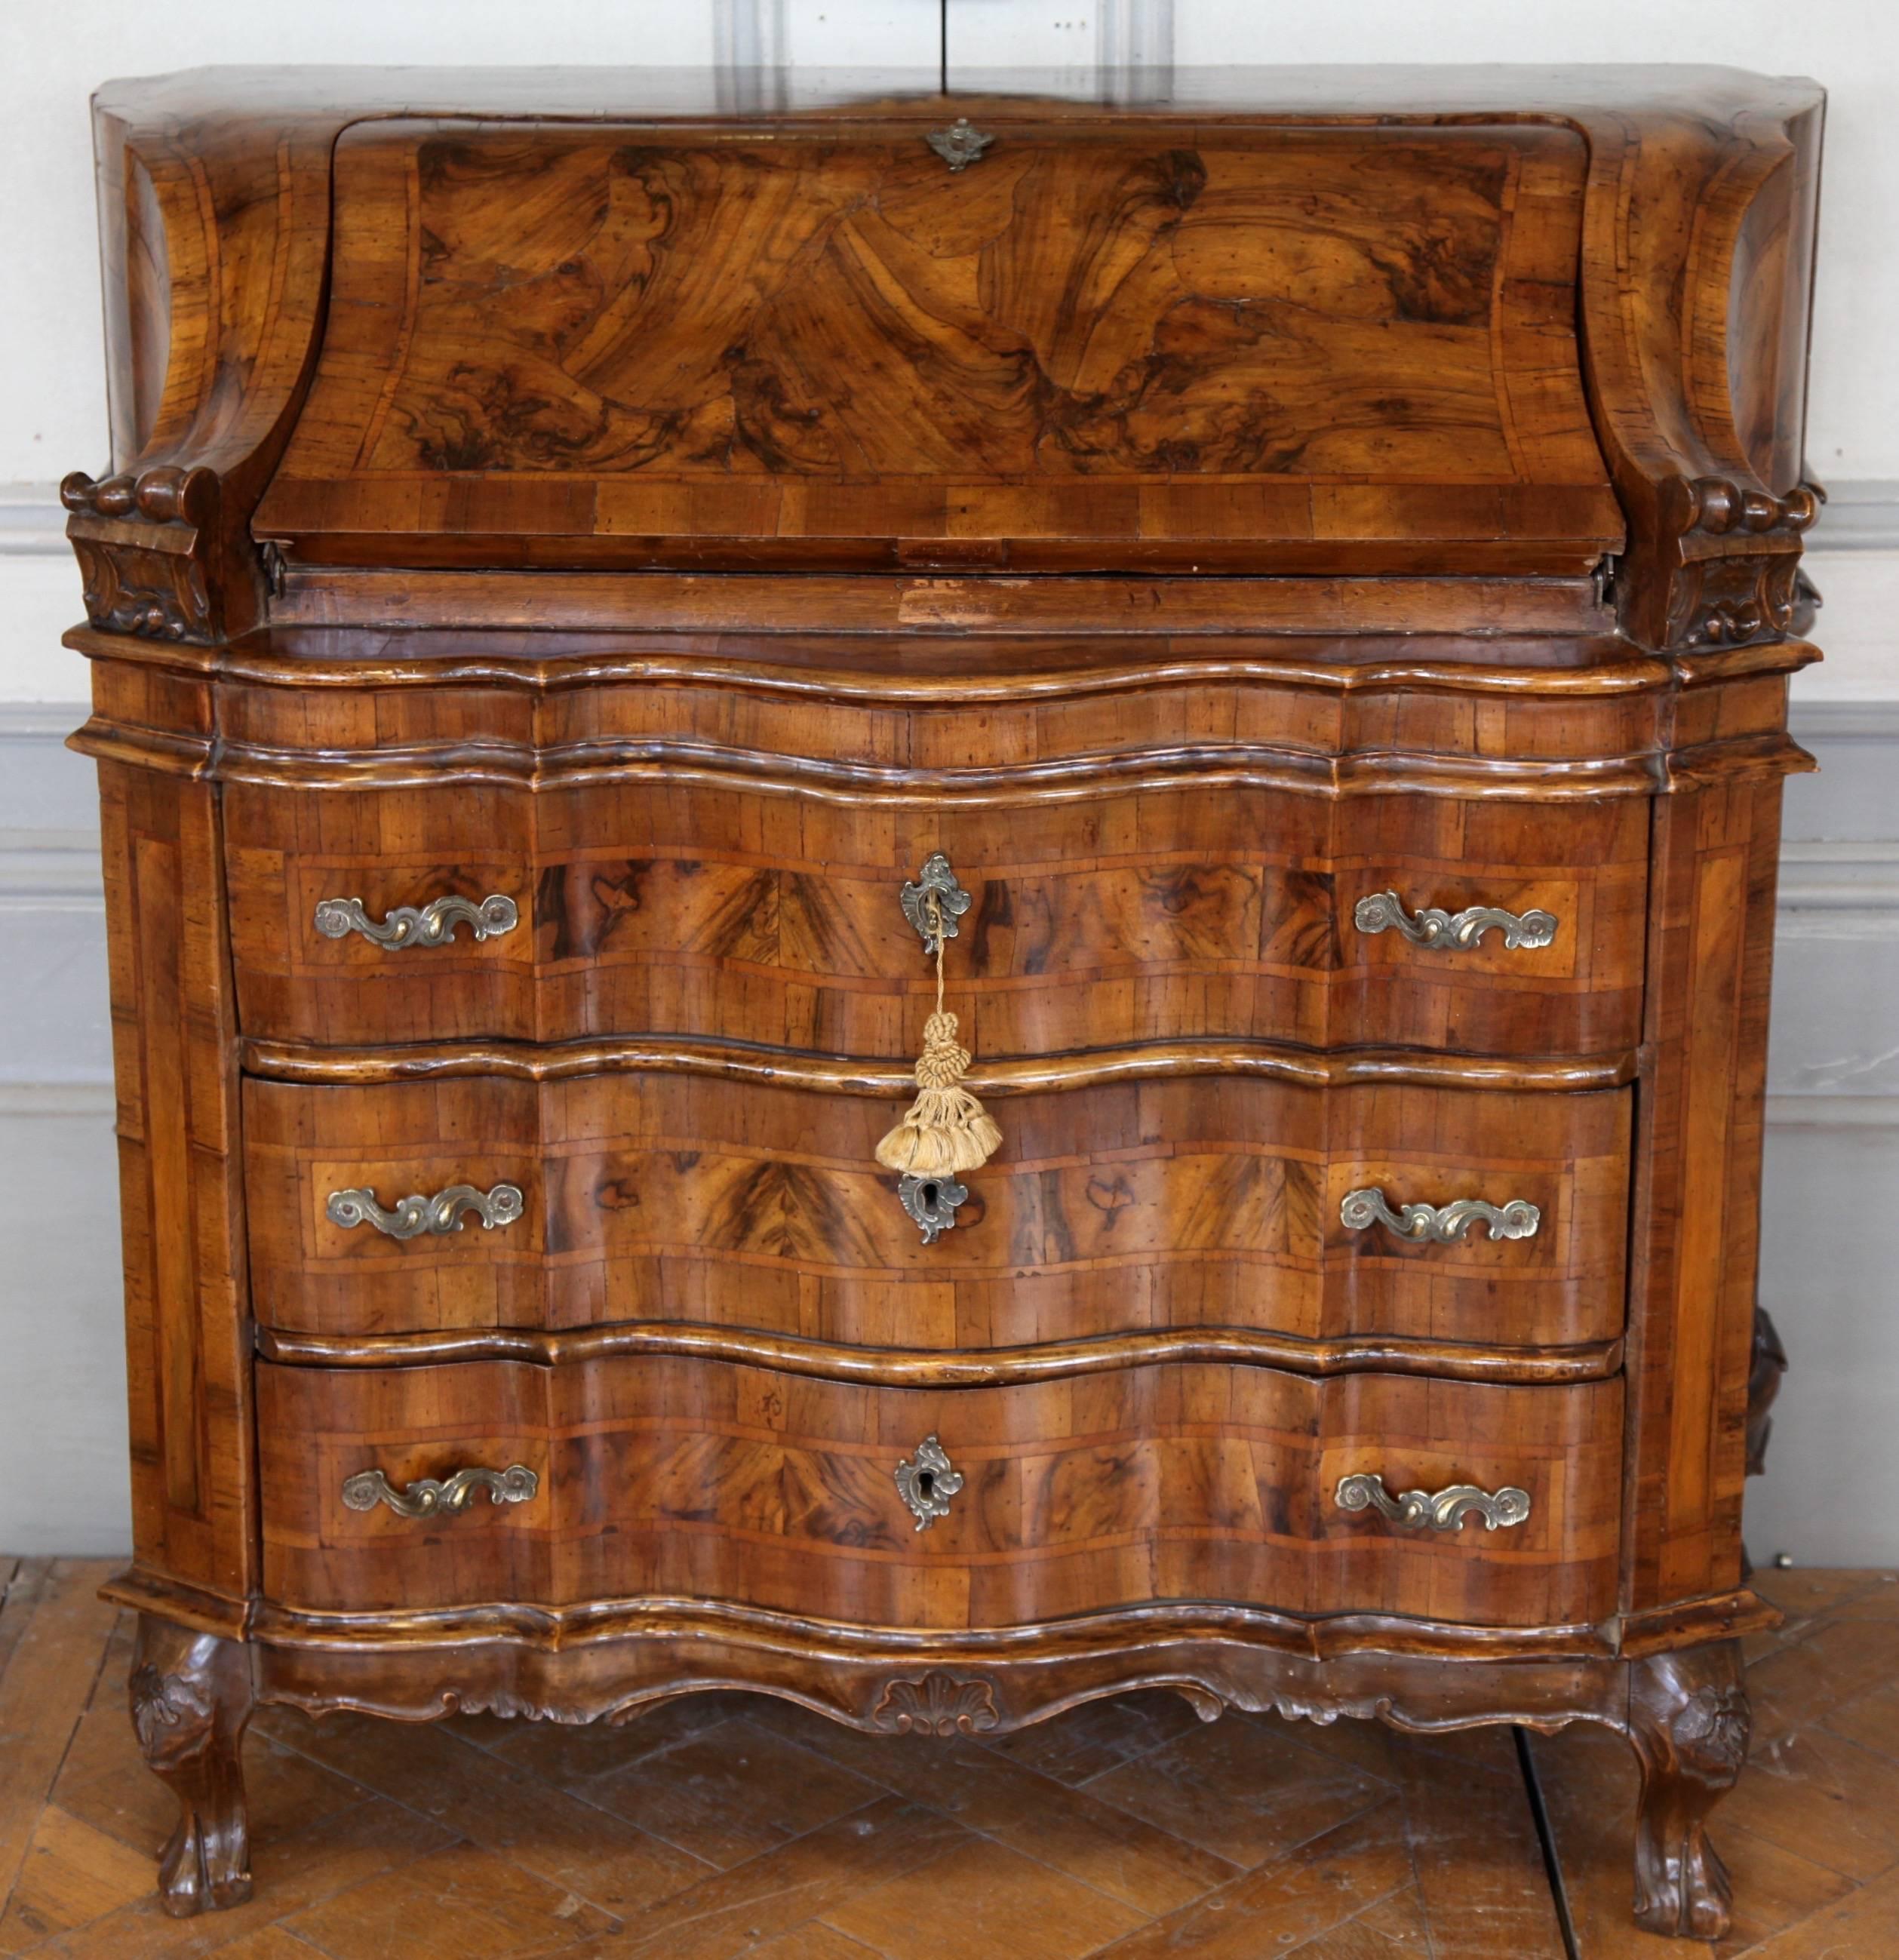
xmin=130 ymin=1615 xmax=255 ymax=1917
xmin=1627 ymin=1640 xmax=1750 ymax=1938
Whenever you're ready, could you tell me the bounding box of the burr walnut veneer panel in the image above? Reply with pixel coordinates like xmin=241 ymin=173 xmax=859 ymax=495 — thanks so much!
xmin=255 ymin=1357 xmax=1623 ymax=1630
xmin=226 ymin=777 xmax=1647 ymax=1058
xmin=257 ymin=119 xmax=1618 ymax=574
xmin=241 ymin=1074 xmax=1631 ymax=1351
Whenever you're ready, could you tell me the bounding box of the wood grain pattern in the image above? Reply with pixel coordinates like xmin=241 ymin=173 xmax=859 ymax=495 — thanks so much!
xmin=1623 ymin=773 xmax=1788 ymax=1613
xmin=64 ymin=88 xmax=335 ymax=642
xmin=223 ymin=777 xmax=1649 ymax=1058
xmin=128 ymin=1615 xmax=256 ymax=1917
xmin=70 ymin=619 xmax=1689 ymax=694
xmin=72 ymin=67 xmax=1827 ymax=656
xmin=239 ymin=1033 xmax=1639 ymax=1096
xmin=255 ymin=1356 xmax=1623 ymax=1630
xmin=241 ymin=1074 xmax=1631 ymax=1353
xmin=93 ymin=755 xmax=256 ymax=1610
xmin=256 ymin=119 xmax=1618 ymax=576
xmin=271 ymin=567 xmax=1616 ymax=636
xmin=253 ymin=1322 xmax=1626 ymax=1390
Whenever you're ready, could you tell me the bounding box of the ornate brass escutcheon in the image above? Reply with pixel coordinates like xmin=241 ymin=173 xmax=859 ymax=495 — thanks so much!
xmin=899 ymin=853 xmax=971 ymax=954
xmin=925 ymin=118 xmax=995 ymax=172
xmin=897 ymin=1172 xmax=968 ymax=1244
xmin=895 ymin=1435 xmax=963 ymax=1530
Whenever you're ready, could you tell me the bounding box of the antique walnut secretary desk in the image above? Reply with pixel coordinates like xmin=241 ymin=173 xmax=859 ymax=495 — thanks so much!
xmin=63 ymin=64 xmax=1824 ymax=1937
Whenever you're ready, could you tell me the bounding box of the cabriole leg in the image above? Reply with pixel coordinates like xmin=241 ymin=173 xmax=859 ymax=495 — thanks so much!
xmin=128 ymin=1614 xmax=256 ymax=1917
xmin=1627 ymin=1639 xmax=1750 ymax=1938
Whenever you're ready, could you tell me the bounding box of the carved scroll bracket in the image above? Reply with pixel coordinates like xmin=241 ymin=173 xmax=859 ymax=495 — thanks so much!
xmin=63 ymin=465 xmax=223 ymax=642
xmin=1642 ymin=474 xmax=1825 ymax=653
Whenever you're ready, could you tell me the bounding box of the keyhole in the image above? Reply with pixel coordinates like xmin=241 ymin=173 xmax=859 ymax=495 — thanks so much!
xmin=920 ymin=1181 xmax=940 ymax=1210
xmin=917 ymin=1470 xmax=936 ymax=1501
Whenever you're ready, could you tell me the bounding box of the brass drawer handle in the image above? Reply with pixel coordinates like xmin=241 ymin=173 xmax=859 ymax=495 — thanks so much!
xmin=896 ymin=1435 xmax=963 ymax=1530
xmin=314 ymin=892 xmax=519 ymax=949
xmin=326 ymin=1182 xmax=524 ymax=1240
xmin=1336 ymin=1473 xmax=1531 ymax=1533
xmin=342 ymin=1464 xmax=538 ymax=1519
xmin=1341 ymin=1185 xmax=1539 ymax=1245
xmin=1353 ymin=889 xmax=1557 ymax=952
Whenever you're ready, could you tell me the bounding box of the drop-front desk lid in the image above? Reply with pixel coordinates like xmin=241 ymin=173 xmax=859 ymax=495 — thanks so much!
xmin=254 ymin=94 xmax=1625 ymax=577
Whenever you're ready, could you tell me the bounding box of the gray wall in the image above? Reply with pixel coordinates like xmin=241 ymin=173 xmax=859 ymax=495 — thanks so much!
xmin=2 ymin=548 xmax=1894 ymax=1559
xmin=0 ymin=700 xmax=124 ymax=1553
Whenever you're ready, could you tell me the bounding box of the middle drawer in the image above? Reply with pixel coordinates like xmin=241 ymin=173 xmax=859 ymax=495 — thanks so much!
xmin=244 ymin=1071 xmax=1630 ymax=1355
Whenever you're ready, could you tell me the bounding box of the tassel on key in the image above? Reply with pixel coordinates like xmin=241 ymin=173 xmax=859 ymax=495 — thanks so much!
xmin=876 ymin=1009 xmax=1002 ymax=1175
xmin=877 ymin=882 xmax=1002 ymax=1178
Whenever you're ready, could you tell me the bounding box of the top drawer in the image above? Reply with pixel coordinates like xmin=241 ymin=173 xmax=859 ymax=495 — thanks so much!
xmin=253 ymin=117 xmax=1620 ymax=576
xmin=225 ymin=782 xmax=1646 ymax=1058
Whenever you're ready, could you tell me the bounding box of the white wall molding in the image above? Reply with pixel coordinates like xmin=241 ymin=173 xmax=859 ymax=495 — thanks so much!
xmin=0 ymin=701 xmax=80 ymax=734
xmin=1806 ymin=482 xmax=1899 ymax=551
xmin=0 ymin=483 xmax=66 ymax=556
xmin=1789 ymin=700 xmax=1899 ymax=739
xmin=1765 ymin=1094 xmax=1899 ymax=1129
xmin=3 ymin=695 xmax=1897 ymax=929
xmin=0 ymin=1084 xmax=114 ymax=1117
xmin=1777 ymin=840 xmax=1899 ymax=941
xmin=0 ymin=832 xmax=102 ymax=912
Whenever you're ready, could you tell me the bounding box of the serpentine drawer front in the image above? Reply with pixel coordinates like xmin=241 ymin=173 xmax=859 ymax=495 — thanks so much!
xmin=70 ymin=68 xmax=1819 ymax=1936
xmin=241 ymin=1073 xmax=1631 ymax=1353
xmin=254 ymin=1357 xmax=1622 ymax=1628
xmin=223 ymin=777 xmax=1647 ymax=1058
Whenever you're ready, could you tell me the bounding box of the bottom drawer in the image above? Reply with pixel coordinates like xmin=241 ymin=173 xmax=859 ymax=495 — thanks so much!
xmin=257 ymin=1359 xmax=1621 ymax=1631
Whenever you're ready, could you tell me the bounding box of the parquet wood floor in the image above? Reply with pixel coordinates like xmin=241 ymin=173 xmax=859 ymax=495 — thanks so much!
xmin=2 ymin=1558 xmax=1894 ymax=1958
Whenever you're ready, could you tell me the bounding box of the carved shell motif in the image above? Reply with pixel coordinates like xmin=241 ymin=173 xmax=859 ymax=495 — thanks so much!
xmin=1675 ymin=1687 xmax=1751 ymax=1778
xmin=871 ymin=1672 xmax=1000 ymax=1736
xmin=129 ymin=1662 xmax=213 ymax=1756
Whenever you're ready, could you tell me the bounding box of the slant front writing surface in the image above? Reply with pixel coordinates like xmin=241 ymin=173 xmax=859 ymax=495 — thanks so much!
xmin=256 ymin=117 xmax=1621 ymax=573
